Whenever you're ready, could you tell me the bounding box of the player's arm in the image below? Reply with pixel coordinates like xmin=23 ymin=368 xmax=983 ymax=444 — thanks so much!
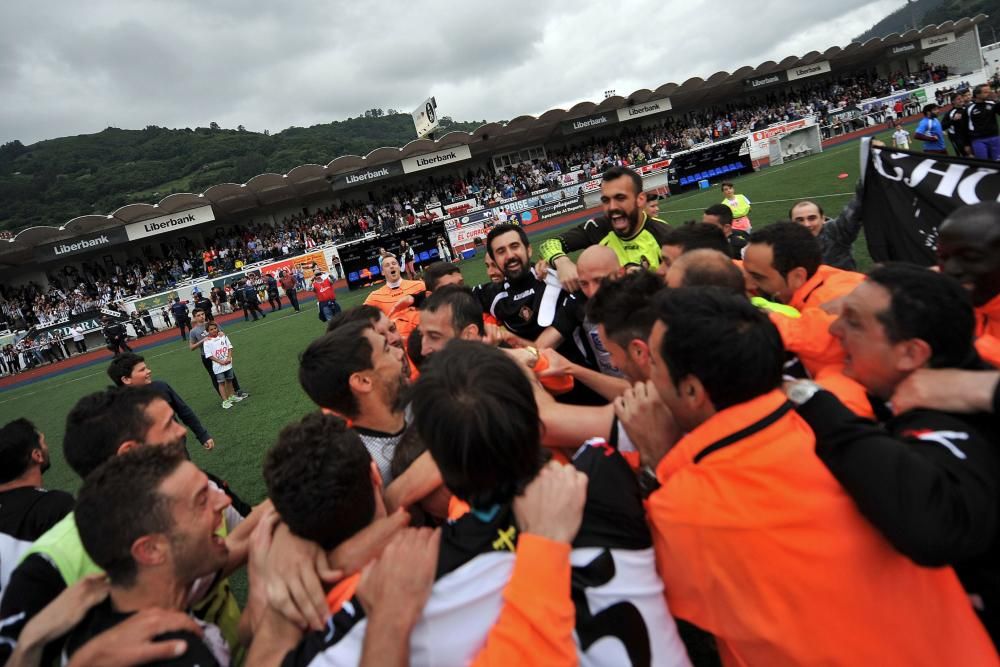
xmin=538 ymin=347 xmax=628 ymax=402
xmin=823 ymin=180 xmax=865 ymax=250
xmin=161 ymin=383 xmax=212 ymax=446
xmin=539 ymin=219 xmax=610 ymax=292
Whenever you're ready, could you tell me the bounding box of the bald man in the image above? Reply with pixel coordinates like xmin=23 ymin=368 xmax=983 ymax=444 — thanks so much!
xmin=577 ymin=245 xmax=623 ymax=299
xmin=666 ymin=249 xmax=746 ymax=292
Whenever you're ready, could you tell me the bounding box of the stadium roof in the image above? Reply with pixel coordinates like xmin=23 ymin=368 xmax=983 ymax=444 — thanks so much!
xmin=1 ymin=14 xmax=987 ymax=267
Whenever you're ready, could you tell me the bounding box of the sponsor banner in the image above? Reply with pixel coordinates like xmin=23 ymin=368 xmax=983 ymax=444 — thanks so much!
xmin=860 ymin=88 xmax=927 ymax=113
xmin=862 ymin=146 xmax=1000 ymax=266
xmin=34 ymin=308 xmax=125 ymax=339
xmin=443 ymin=198 xmax=478 ymax=216
xmin=922 ymin=32 xmax=955 ymax=50
xmin=751 ymin=117 xmax=815 ymax=143
xmin=401 ymin=145 xmax=472 ymax=174
xmin=785 ymin=60 xmax=831 ymax=82
xmin=560 ymin=170 xmax=585 ymax=187
xmin=33 ymin=226 xmax=128 ymax=261
xmin=616 ymin=97 xmax=672 ymax=122
xmin=331 ymin=162 xmax=404 ymax=191
xmin=125 ymin=205 xmax=215 ymax=241
xmin=447 ymin=220 xmax=488 ymax=247
xmin=132 ymin=291 xmax=179 ymax=312
xmin=260 ymin=250 xmax=329 ymax=281
xmin=561 ymin=112 xmax=619 ymax=135
xmin=445 ymin=208 xmax=496 ymax=231
xmin=887 ymin=41 xmax=920 ymax=57
xmin=538 ymin=196 xmax=586 ymax=221
xmin=634 ymin=158 xmax=672 ymax=177
xmin=412 ymin=96 xmax=439 ymax=139
xmin=826 ymin=106 xmax=862 ymax=124
xmin=744 ymin=71 xmax=787 ymax=91
xmin=341 ymin=221 xmax=448 ymax=290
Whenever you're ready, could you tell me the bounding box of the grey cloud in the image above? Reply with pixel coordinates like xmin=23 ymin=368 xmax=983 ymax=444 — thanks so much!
xmin=1 ymin=0 xmax=902 ymax=145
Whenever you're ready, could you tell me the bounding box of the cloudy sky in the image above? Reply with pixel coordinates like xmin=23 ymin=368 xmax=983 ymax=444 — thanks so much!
xmin=1 ymin=0 xmax=904 ymax=145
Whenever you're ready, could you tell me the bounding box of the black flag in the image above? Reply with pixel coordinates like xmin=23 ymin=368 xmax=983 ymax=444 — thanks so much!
xmin=862 ymin=146 xmax=1000 ymax=266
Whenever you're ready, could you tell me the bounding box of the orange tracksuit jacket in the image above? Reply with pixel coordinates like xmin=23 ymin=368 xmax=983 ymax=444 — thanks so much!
xmin=647 ymin=389 xmax=997 ymax=667
xmin=770 ymin=264 xmax=865 ymax=377
xmin=977 ymin=295 xmax=1000 ymax=366
xmin=363 ymin=279 xmax=426 ymax=339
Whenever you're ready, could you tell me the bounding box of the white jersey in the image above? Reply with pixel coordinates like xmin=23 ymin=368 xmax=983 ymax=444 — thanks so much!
xmin=202 ymin=335 xmax=233 ymax=374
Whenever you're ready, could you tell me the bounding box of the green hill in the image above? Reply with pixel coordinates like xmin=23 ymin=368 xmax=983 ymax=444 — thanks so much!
xmin=0 ymin=113 xmax=485 ymax=233
xmin=854 ymin=0 xmax=1000 ymax=43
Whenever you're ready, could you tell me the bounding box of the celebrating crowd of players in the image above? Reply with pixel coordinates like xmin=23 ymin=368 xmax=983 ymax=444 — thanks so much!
xmin=2 ymin=163 xmax=1000 ymax=666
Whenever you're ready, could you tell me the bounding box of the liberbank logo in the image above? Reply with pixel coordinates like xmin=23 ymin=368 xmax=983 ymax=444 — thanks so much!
xmin=401 ymin=145 xmax=472 ymax=174
xmin=346 ymin=167 xmax=390 ymax=184
xmin=574 ymin=116 xmax=609 ymax=130
xmin=751 ymin=75 xmax=781 ymax=87
xmin=416 ymin=151 xmax=459 ymax=167
xmin=53 ymin=235 xmax=112 ymax=255
xmin=142 ymin=213 xmax=195 ymax=233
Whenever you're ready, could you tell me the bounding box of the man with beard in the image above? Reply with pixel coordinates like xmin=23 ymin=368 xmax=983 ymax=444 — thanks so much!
xmin=943 ymin=89 xmax=972 ymax=156
xmin=937 ymin=202 xmax=1000 ymax=365
xmin=743 ymin=222 xmax=865 ymax=376
xmin=299 ymin=320 xmax=410 ymax=484
xmin=0 ymin=387 xmax=256 ymax=665
xmin=364 ymin=254 xmax=425 ymax=339
xmin=484 ymin=224 xmax=604 ymax=405
xmin=786 ymin=265 xmax=1000 ymax=646
xmin=0 ymin=419 xmax=74 ymax=595
xmin=539 ymin=166 xmax=673 ymax=291
xmin=64 ymin=446 xmax=232 ymax=666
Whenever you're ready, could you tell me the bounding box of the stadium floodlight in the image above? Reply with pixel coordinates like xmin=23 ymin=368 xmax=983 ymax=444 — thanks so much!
xmin=604 ymin=89 xmax=616 ymax=99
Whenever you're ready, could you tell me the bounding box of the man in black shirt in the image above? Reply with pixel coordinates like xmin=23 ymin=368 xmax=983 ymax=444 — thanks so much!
xmin=265 ymin=274 xmax=282 ymax=312
xmin=702 ymin=204 xmax=750 ymax=259
xmin=787 ymin=264 xmax=1000 ymax=646
xmin=966 ymin=83 xmax=1000 ymax=160
xmin=240 ymin=280 xmax=265 ymax=321
xmin=0 ymin=418 xmax=74 ymax=595
xmin=170 ymin=298 xmax=191 ymax=341
xmin=484 ymin=223 xmax=603 ymax=404
xmin=943 ymin=89 xmax=972 ymax=156
xmin=64 ymin=445 xmax=231 ymax=666
xmin=101 ymin=316 xmax=132 ymax=354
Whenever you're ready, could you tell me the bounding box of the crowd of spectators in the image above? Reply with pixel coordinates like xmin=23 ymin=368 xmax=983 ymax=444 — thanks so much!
xmin=0 ymin=65 xmax=964 ymax=334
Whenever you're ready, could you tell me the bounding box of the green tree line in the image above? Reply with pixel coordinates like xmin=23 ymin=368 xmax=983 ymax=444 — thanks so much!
xmin=0 ymin=113 xmax=483 ymax=233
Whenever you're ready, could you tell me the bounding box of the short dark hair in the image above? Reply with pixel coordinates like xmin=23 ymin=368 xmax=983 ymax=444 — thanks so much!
xmin=950 ymin=91 xmax=964 ymax=103
xmin=867 ymin=264 xmax=977 ymax=369
xmin=107 ymin=352 xmax=145 ymax=386
xmin=422 ymin=262 xmax=462 ymax=293
xmin=485 ymin=224 xmax=529 ymax=260
xmin=662 ymin=223 xmax=729 ymax=255
xmin=653 ymin=288 xmax=784 ymax=411
xmin=788 ymin=200 xmax=825 ymax=219
xmin=703 ymin=204 xmax=734 ymax=226
xmin=602 ymin=166 xmax=643 ymax=194
xmin=676 ymin=250 xmax=746 ymax=294
xmin=326 ymin=305 xmax=382 ymax=333
xmin=64 ymin=386 xmax=164 ymax=479
xmin=749 ymin=222 xmax=822 ymax=279
xmin=421 ymin=285 xmax=484 ymax=336
xmin=407 ymin=327 xmax=426 ymax=369
xmin=923 ymin=103 xmax=939 ymax=116
xmin=0 ymin=418 xmax=40 ymax=484
xmin=586 ymin=270 xmax=665 ymax=348
xmin=721 ymin=181 xmax=734 ymax=189
xmin=264 ymin=413 xmax=375 ymax=550
xmin=974 ymin=83 xmax=990 ymax=98
xmin=76 ymin=444 xmax=186 ymax=586
xmin=411 ymin=341 xmax=543 ymax=508
xmin=299 ymin=321 xmax=374 ymax=417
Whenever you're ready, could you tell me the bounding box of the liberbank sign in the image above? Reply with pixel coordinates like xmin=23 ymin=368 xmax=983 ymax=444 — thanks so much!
xmin=125 ymin=205 xmax=215 ymax=241
xmin=401 ymin=145 xmax=472 ymax=174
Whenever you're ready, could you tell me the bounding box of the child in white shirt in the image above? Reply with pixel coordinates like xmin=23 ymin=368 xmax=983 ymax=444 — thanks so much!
xmin=202 ymin=322 xmax=241 ymax=409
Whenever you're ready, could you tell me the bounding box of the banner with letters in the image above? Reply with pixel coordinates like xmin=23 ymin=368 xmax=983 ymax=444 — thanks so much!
xmin=260 ymin=250 xmax=330 ymax=281
xmin=125 ymin=205 xmax=215 ymax=241
xmin=862 ymin=146 xmax=997 ymax=266
xmin=33 ymin=227 xmax=128 ymax=261
xmin=331 ymin=162 xmax=404 ymax=191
